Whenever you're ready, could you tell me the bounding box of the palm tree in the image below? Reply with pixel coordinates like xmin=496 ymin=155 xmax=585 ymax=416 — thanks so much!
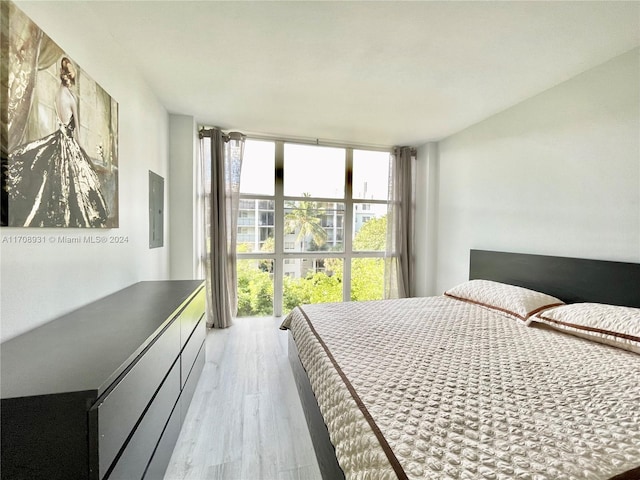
xmin=284 ymin=193 xmax=327 ymax=251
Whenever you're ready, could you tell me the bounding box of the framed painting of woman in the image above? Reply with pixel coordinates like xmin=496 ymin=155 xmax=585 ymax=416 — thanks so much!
xmin=1 ymin=1 xmax=119 ymax=228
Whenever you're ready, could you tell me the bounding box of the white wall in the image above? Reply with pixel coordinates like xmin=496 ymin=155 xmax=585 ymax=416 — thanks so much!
xmin=430 ymin=48 xmax=640 ymax=294
xmin=169 ymin=114 xmax=199 ymax=279
xmin=1 ymin=2 xmax=171 ymax=341
xmin=413 ymin=142 xmax=438 ymax=297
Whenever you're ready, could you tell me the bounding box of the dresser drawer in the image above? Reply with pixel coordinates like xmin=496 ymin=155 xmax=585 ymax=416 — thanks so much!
xmin=179 ymin=286 xmax=205 ymax=349
xmin=106 ymin=360 xmax=180 ymax=480
xmin=96 ymin=319 xmax=181 ymax=478
xmin=142 ymin=402 xmax=181 ymax=480
xmin=181 ymin=317 xmax=205 ymax=388
xmin=181 ymin=340 xmax=205 ymax=425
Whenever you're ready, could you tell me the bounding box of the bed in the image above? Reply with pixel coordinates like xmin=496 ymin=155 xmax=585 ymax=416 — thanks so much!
xmin=280 ymin=250 xmax=640 ymax=480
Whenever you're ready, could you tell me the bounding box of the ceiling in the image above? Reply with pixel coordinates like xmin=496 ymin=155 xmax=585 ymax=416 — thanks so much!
xmin=85 ymin=0 xmax=639 ymax=147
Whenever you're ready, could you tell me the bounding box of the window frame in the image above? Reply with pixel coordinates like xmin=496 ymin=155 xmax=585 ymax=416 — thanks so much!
xmin=237 ymin=138 xmax=390 ymax=316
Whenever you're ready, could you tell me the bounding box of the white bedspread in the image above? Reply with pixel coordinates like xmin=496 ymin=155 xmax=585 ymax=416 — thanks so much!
xmin=281 ymin=296 xmax=640 ymax=480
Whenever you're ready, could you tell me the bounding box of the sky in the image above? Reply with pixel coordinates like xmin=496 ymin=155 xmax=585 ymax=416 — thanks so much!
xmin=240 ymin=139 xmax=390 ymax=200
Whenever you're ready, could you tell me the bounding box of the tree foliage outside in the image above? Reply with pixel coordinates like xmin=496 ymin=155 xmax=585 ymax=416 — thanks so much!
xmin=283 ymin=268 xmax=343 ymax=312
xmin=351 ymin=257 xmax=384 ymax=301
xmin=237 ymin=259 xmax=273 ymax=317
xmin=353 ymin=216 xmax=387 ymax=251
xmin=236 ymin=212 xmax=387 ymax=317
xmin=350 ymin=216 xmax=386 ymax=301
xmin=284 ymin=193 xmax=327 ymax=250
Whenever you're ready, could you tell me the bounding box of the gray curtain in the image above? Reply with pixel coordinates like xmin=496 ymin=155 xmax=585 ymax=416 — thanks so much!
xmin=384 ymin=146 xmax=416 ymax=299
xmin=200 ymin=129 xmax=245 ymax=328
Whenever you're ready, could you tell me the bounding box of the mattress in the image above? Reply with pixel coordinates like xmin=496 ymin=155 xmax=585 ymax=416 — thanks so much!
xmin=281 ymin=296 xmax=640 ymax=480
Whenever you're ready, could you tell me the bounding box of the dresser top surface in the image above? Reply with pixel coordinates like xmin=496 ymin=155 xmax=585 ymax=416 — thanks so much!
xmin=1 ymin=280 xmax=204 ymax=399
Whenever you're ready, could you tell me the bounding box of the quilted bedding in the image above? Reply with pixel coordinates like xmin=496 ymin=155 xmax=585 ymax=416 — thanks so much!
xmin=281 ymin=296 xmax=640 ymax=480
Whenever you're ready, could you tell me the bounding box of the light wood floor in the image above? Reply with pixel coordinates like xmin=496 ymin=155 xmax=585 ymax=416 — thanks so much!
xmin=164 ymin=317 xmax=322 ymax=480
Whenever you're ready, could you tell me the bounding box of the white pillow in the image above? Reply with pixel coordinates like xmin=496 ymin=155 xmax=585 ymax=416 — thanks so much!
xmin=444 ymin=279 xmax=564 ymax=325
xmin=533 ymin=303 xmax=640 ymax=354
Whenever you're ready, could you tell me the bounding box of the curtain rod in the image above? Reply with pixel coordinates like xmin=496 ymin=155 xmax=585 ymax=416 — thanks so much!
xmin=393 ymin=146 xmax=418 ymax=156
xmin=198 ymin=126 xmax=399 ymax=152
xmin=198 ymin=127 xmax=245 ymax=143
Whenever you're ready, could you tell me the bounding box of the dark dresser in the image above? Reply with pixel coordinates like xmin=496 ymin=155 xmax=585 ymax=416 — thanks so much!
xmin=1 ymin=280 xmax=207 ymax=480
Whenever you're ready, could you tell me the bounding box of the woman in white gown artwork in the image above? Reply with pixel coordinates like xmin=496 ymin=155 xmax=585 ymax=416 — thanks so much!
xmin=7 ymin=57 xmax=109 ymax=228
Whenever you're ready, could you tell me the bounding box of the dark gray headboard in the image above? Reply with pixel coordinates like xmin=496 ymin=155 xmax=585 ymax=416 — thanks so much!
xmin=469 ymin=250 xmax=640 ymax=307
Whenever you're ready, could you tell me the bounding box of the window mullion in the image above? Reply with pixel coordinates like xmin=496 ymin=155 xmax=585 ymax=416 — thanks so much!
xmin=274 ymin=141 xmax=285 ymax=317
xmin=343 ymin=148 xmax=353 ymax=302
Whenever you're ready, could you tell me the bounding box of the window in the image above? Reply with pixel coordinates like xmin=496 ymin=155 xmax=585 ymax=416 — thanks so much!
xmin=236 ymin=139 xmax=390 ymax=317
